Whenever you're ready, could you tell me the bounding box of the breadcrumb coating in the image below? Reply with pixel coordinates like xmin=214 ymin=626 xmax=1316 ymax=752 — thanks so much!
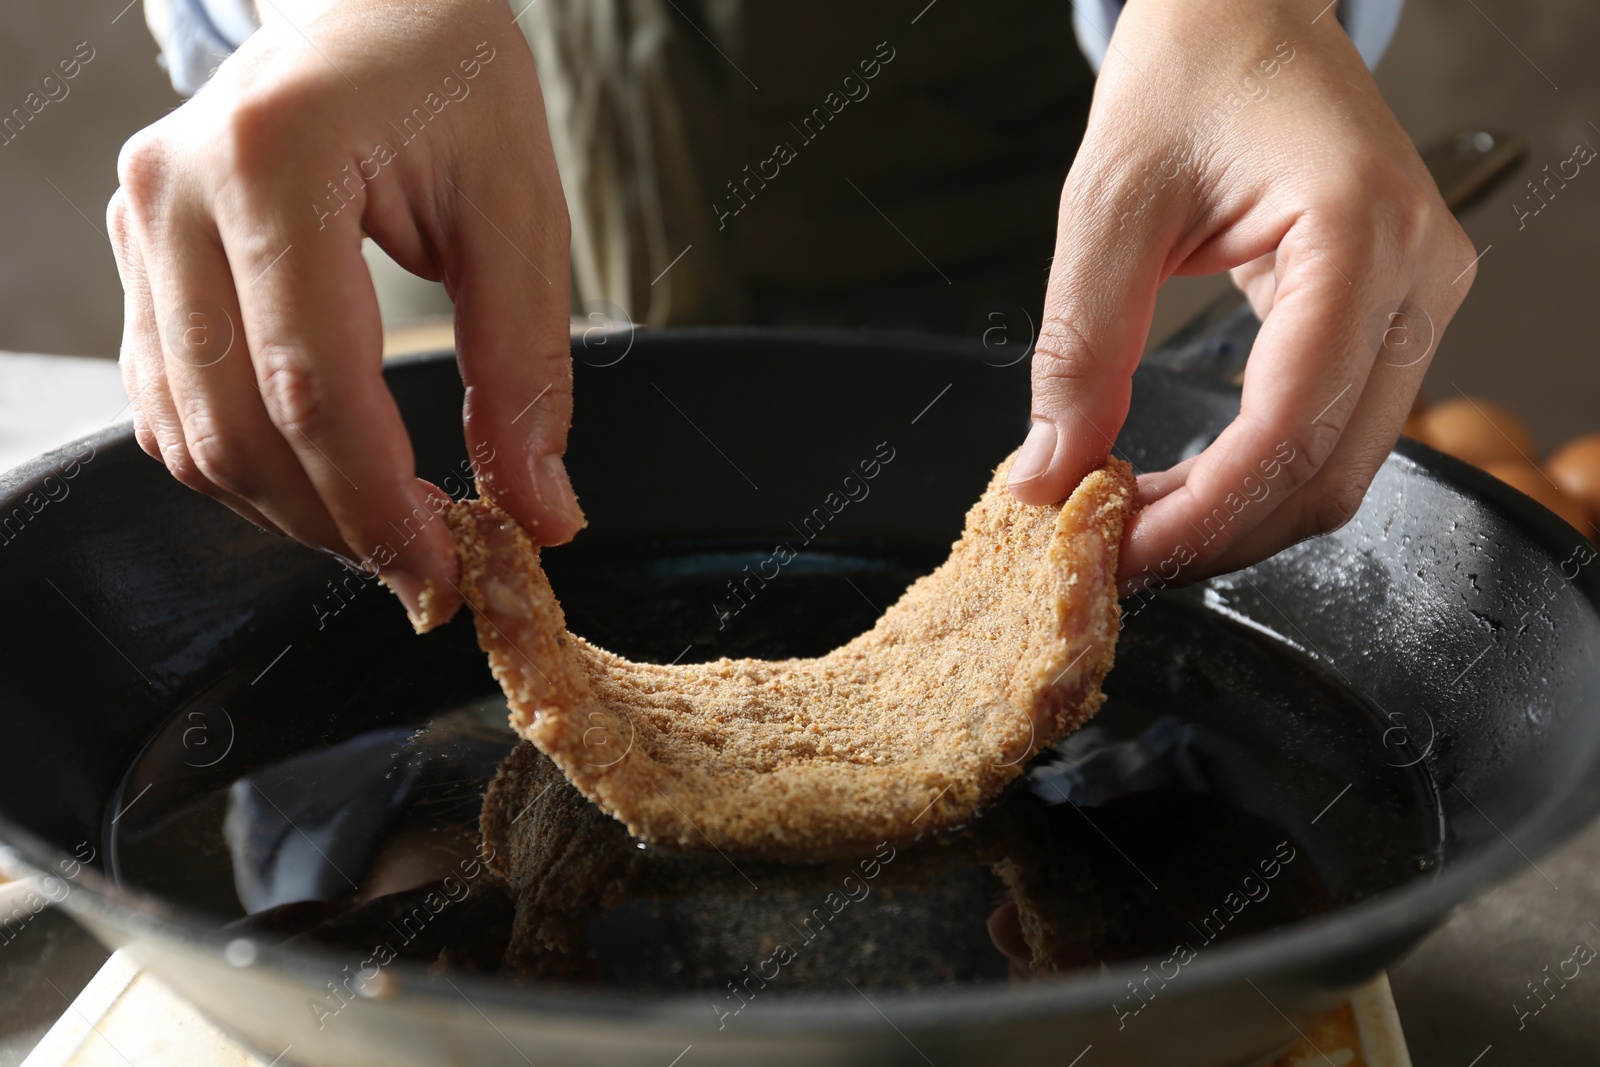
xmin=441 ymin=450 xmax=1134 ymax=858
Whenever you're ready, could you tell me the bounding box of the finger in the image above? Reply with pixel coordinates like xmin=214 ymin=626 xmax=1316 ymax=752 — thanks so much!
xmin=1230 ymin=252 xmax=1277 ymax=320
xmin=1119 ymin=222 xmax=1384 ymax=584
xmin=130 ymin=302 xmax=286 ymax=537
xmin=112 ymin=167 xmax=293 ymax=538
xmin=110 ymin=191 xmax=267 ymax=521
xmin=108 ymin=194 xmax=163 ymax=462
xmin=1199 ymin=273 xmax=1465 ymax=576
xmin=144 ymin=207 xmax=348 ymax=553
xmin=217 ymin=195 xmax=458 ymax=626
xmin=111 ymin=148 xmax=216 ymax=495
xmin=121 ymin=356 xmax=158 ymax=460
xmin=440 ymin=159 xmax=581 ymax=546
xmin=118 ymin=333 xmax=160 ymax=463
xmin=1198 ymin=365 xmax=1407 ymax=577
xmin=1008 ymin=176 xmax=1174 ymax=506
xmin=1134 ymin=454 xmax=1200 ymax=506
xmin=140 ymin=325 xmax=288 ymax=537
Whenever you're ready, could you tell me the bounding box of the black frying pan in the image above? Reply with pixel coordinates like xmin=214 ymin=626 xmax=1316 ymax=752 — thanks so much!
xmin=2 ymin=328 xmax=1598 ymax=1067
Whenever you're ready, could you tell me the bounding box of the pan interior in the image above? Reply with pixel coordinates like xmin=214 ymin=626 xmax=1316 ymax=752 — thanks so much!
xmin=106 ymin=536 xmax=1441 ymax=998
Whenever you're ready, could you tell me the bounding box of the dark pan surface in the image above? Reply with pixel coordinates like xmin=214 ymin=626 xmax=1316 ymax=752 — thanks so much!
xmin=102 ymin=576 xmax=1437 ymax=993
xmin=2 ymin=329 xmax=1598 ymax=1067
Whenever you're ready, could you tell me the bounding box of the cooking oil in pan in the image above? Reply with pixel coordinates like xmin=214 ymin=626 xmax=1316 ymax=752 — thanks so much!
xmin=107 ymin=542 xmax=1442 ymax=994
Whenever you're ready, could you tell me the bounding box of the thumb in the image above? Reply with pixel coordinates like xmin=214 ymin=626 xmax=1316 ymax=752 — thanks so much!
xmin=1007 ymin=196 xmax=1170 ymax=506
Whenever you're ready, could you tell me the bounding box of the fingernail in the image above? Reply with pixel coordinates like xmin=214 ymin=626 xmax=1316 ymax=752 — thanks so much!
xmin=535 ymin=454 xmax=585 ymax=528
xmin=1008 ymin=421 xmax=1058 ymax=486
xmin=414 ymin=477 xmax=453 ymax=515
xmin=380 ymin=568 xmax=449 ymax=633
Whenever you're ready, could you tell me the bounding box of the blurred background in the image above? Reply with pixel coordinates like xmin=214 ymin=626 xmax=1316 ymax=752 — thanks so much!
xmin=1 ymin=2 xmax=1598 ymax=1064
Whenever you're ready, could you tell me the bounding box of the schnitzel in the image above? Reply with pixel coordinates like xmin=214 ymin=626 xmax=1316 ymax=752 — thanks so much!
xmin=432 ymin=451 xmax=1133 ymax=858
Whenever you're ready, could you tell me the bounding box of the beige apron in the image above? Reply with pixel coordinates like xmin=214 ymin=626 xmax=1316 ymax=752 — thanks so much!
xmin=516 ymin=0 xmax=1093 ymax=331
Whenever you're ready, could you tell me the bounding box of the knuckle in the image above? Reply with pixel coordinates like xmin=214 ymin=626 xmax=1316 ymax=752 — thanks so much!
xmin=1319 ymin=200 xmax=1385 ymax=264
xmin=1030 ymin=317 xmax=1104 ymax=390
xmin=533 ymin=344 xmax=574 ymax=386
xmin=159 ymin=437 xmax=210 ymax=493
xmin=1355 ymin=163 xmax=1445 ymax=266
xmin=1058 ymin=171 xmax=1117 ymax=227
xmin=1271 ymin=425 xmax=1340 ymax=489
xmin=1390 ymin=197 xmax=1443 ymax=268
xmin=1305 ymin=474 xmax=1369 ymax=537
xmin=105 ymin=188 xmax=133 ymax=248
xmin=527 ymin=381 xmax=576 ymax=448
xmin=132 ymin=416 xmax=161 ymax=461
xmin=257 ymin=349 xmax=324 ymax=435
xmin=530 ymin=369 xmax=574 ymax=421
xmin=1312 ymin=163 xmax=1431 ymax=262
xmin=116 ymin=128 xmax=169 ymax=205
xmin=183 ymin=416 xmax=251 ymax=494
xmin=221 ymin=83 xmax=319 ymax=180
xmin=1060 ymin=134 xmax=1197 ymax=226
xmin=106 ymin=197 xmax=149 ymax=291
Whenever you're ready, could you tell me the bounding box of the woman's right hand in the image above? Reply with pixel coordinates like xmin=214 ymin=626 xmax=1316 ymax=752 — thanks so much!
xmin=109 ymin=0 xmax=580 ymax=626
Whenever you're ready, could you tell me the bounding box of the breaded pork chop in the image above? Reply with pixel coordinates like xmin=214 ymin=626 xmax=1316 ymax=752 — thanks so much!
xmin=432 ymin=451 xmax=1134 ymax=858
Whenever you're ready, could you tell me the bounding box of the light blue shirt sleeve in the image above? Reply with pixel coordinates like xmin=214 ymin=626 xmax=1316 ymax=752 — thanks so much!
xmin=1072 ymin=0 xmax=1404 ymax=72
xmin=154 ymin=0 xmax=261 ymax=95
xmin=158 ymin=0 xmax=1404 ymax=96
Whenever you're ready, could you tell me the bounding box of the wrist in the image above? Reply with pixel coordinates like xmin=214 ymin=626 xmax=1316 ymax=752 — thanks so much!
xmin=258 ymin=0 xmax=505 ymax=37
xmin=256 ymin=0 xmax=332 ymax=30
xmin=1109 ymin=0 xmax=1396 ymax=71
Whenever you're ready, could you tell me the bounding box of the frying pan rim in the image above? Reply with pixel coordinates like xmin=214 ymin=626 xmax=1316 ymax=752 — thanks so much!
xmin=2 ymin=335 xmax=1599 ymax=1036
xmin=2 ymin=809 xmax=1593 ymax=1034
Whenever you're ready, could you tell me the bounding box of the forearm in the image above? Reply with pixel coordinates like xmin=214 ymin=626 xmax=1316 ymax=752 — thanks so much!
xmin=145 ymin=0 xmax=472 ymax=94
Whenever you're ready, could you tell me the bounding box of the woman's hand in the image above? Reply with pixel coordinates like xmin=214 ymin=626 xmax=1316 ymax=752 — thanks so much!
xmin=1008 ymin=0 xmax=1478 ymax=592
xmin=109 ymin=0 xmax=578 ymax=626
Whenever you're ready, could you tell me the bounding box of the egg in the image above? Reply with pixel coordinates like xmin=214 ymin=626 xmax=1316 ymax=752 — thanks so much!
xmin=1482 ymin=460 xmax=1592 ymax=533
xmin=1417 ymin=397 xmax=1538 ymax=467
xmin=1545 ymin=433 xmax=1600 ymax=528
